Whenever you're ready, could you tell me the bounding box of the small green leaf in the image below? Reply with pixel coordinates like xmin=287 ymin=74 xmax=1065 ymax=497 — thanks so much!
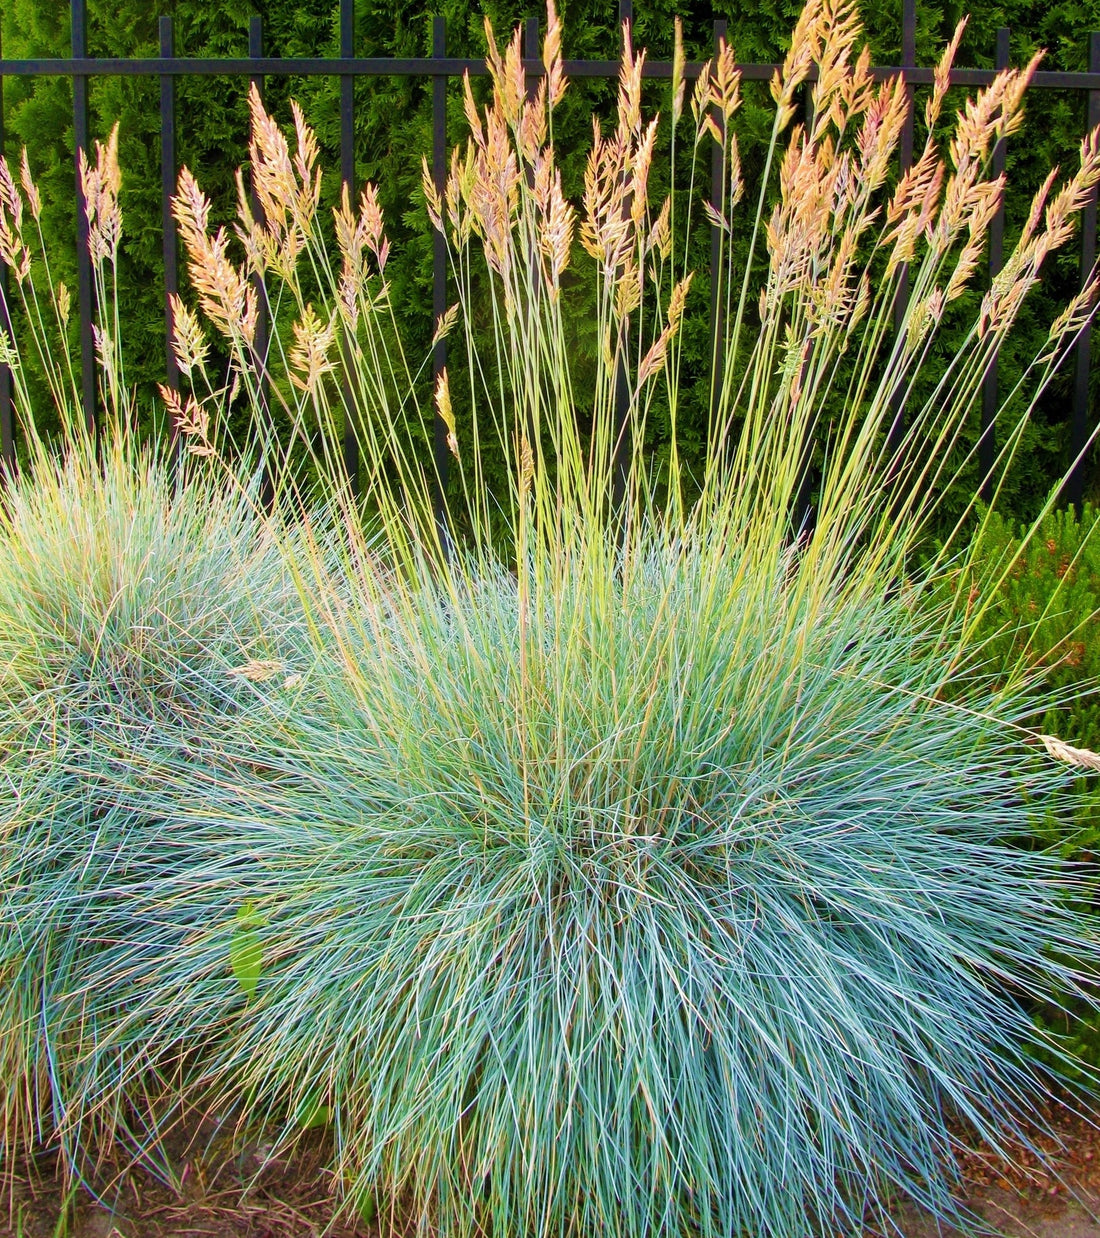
xmin=358 ymin=1190 xmax=377 ymax=1225
xmin=297 ymin=1091 xmax=334 ymax=1130
xmin=230 ymin=900 xmax=264 ymax=1000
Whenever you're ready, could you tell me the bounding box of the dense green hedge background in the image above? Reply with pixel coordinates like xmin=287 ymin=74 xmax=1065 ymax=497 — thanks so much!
xmin=4 ymin=0 xmax=1100 ymax=516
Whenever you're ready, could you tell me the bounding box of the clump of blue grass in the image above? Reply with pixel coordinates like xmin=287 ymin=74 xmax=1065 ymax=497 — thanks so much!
xmin=5 ymin=0 xmax=1100 ymax=1228
xmin=74 ymin=516 xmax=1100 ymax=1238
xmin=0 ymin=435 xmax=315 ymax=1177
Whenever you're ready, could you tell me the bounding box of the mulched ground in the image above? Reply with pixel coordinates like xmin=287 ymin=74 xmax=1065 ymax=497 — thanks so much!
xmin=7 ymin=1096 xmax=1100 ymax=1238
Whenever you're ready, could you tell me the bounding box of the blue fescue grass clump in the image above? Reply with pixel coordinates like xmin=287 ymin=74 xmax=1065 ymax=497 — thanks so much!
xmin=4 ymin=0 xmax=1100 ymax=1231
xmin=74 ymin=522 xmax=1097 ymax=1238
xmin=0 ymin=436 xmax=314 ymax=1171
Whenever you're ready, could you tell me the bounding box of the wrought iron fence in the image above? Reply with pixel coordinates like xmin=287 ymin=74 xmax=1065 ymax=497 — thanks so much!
xmin=2 ymin=0 xmax=1100 ymax=498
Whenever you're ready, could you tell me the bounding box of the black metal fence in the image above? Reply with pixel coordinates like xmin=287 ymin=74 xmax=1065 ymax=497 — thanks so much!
xmin=2 ymin=0 xmax=1100 ymax=499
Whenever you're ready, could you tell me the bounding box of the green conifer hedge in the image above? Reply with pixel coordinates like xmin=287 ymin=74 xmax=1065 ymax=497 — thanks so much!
xmin=4 ymin=0 xmax=1100 ymax=515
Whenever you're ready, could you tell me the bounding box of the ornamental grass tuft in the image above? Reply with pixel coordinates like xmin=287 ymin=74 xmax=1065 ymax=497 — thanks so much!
xmin=4 ymin=0 xmax=1100 ymax=1234
xmin=0 ymin=433 xmax=312 ymax=1174
xmin=111 ymin=527 xmax=1100 ymax=1238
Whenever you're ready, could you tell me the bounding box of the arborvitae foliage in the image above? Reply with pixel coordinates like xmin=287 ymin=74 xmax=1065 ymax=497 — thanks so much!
xmin=965 ymin=501 xmax=1100 ymax=851
xmin=961 ymin=501 xmax=1100 ymax=1076
xmin=4 ymin=0 xmax=1100 ymax=514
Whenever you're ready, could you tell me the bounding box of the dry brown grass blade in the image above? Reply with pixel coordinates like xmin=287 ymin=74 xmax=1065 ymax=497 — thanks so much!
xmin=1040 ymin=734 xmax=1100 ymax=773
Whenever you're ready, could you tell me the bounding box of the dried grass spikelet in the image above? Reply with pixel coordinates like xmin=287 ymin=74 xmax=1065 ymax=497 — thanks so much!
xmin=977 ymin=134 xmax=1100 ymax=340
xmin=432 ymin=304 xmax=460 ymax=347
xmin=905 ymin=288 xmax=946 ymax=351
xmin=884 ymin=148 xmax=944 ymax=277
xmin=1041 ymin=734 xmax=1100 ymax=774
xmin=708 ymin=37 xmax=742 ymax=128
xmin=615 ymin=259 xmax=641 ymax=318
xmin=520 ymin=78 xmax=549 ymax=166
xmin=879 ymin=25 xmax=963 ymax=277
xmin=671 ymin=17 xmax=686 ymax=125
xmin=79 ymin=123 xmax=122 ymax=265
xmin=927 ymin=20 xmax=967 ymax=132
xmin=536 ymin=161 xmax=575 ymax=296
xmin=948 ymin=51 xmax=1041 ymax=176
xmin=56 ymin=282 xmax=71 ymax=327
xmin=462 ymin=72 xmax=485 ymax=151
xmin=648 ymin=196 xmax=672 ymax=260
xmin=158 ymin=383 xmax=215 ymax=457
xmin=289 ymin=303 xmax=337 ymax=395
xmin=174 ymin=167 xmax=258 ymax=346
xmin=18 ymin=150 xmax=41 ymax=222
xmin=703 ymin=198 xmax=731 ymax=235
xmin=445 ymin=147 xmax=476 ymax=245
xmin=235 ymin=167 xmax=273 ymax=276
xmin=666 ymin=271 xmax=694 ymax=332
xmin=727 ymin=133 xmax=745 ymax=210
xmin=636 ymin=336 xmax=668 ymax=386
xmin=518 ymin=433 xmax=535 ymax=500
xmin=770 ymin=0 xmax=823 ymax=129
xmin=764 ymin=128 xmax=836 ymax=303
xmin=690 ymin=58 xmax=714 ymax=133
xmin=0 ymin=159 xmax=31 ymax=282
xmin=247 ymin=84 xmax=292 ymax=227
xmin=289 ymin=98 xmax=323 ymax=228
xmin=1042 ymin=129 xmax=1100 ymax=248
xmin=808 ymin=228 xmax=863 ymax=334
xmin=809 ymin=0 xmax=864 ymax=138
xmin=581 ymin=126 xmax=632 ymax=273
xmin=617 ymin=27 xmax=645 ymax=137
xmin=470 ymin=111 xmax=521 ymax=281
xmin=92 ymin=324 xmax=116 ymax=376
xmin=544 ymin=0 xmax=567 ymax=110
xmin=943 ymin=179 xmax=1003 ymax=303
xmin=244 ymin=85 xmax=322 ymax=279
xmin=333 ymin=180 xmax=390 ymax=327
xmin=228 ymin=659 xmax=285 ymax=683
xmin=169 ymin=294 xmax=208 ymax=377
xmin=637 ymin=272 xmax=694 ymax=385
xmin=855 ymin=73 xmax=909 ymax=201
xmin=435 ymin=367 xmax=459 ymax=459
xmin=1047 ymin=276 xmax=1100 ymax=347
xmin=631 ymin=119 xmax=659 ymax=228
xmin=484 ymin=20 xmax=525 ymax=130
xmin=333 ymin=184 xmax=363 ymax=327
xmin=0 ymin=157 xmax=23 ymax=235
xmin=421 ymin=156 xmax=445 ymax=233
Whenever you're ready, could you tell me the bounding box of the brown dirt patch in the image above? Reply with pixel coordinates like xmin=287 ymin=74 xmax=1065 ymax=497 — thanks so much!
xmin=7 ymin=1095 xmax=1100 ymax=1237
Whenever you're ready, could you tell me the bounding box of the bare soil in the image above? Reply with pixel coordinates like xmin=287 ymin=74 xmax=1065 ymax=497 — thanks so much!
xmin=6 ymin=1097 xmax=1100 ymax=1238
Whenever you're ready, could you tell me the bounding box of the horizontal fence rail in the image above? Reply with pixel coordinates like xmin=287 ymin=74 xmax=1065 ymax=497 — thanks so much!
xmin=1 ymin=0 xmax=1099 ymax=503
xmin=4 ymin=56 xmax=1100 ymax=90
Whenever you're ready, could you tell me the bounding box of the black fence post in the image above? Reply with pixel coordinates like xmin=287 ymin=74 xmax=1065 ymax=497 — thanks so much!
xmin=887 ymin=0 xmax=917 ymax=455
xmin=979 ymin=26 xmax=1010 ymax=503
xmin=340 ymin=0 xmax=359 ymax=494
xmin=159 ymin=15 xmax=179 ymax=446
xmin=72 ymin=0 xmax=97 ymax=442
xmin=0 ymin=17 xmax=13 ymax=473
xmin=1067 ymin=31 xmax=1100 ymax=507
xmin=431 ymin=14 xmax=448 ymax=536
